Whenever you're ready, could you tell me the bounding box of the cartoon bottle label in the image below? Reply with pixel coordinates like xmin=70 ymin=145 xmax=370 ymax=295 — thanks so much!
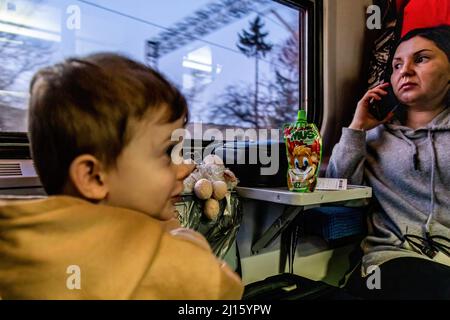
xmin=283 ymin=110 xmax=322 ymax=192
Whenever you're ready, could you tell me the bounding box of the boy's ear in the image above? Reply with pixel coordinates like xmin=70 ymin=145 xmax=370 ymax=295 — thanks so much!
xmin=68 ymin=154 xmax=108 ymax=200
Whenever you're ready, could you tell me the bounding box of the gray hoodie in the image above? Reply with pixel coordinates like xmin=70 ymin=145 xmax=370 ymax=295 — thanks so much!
xmin=326 ymin=106 xmax=450 ymax=275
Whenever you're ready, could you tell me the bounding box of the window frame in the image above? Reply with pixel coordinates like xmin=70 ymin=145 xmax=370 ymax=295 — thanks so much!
xmin=274 ymin=0 xmax=323 ymax=128
xmin=0 ymin=0 xmax=323 ymax=191
xmin=0 ymin=1 xmax=323 ymax=137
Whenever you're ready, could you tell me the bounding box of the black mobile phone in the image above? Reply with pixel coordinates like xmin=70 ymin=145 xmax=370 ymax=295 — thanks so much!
xmin=368 ymin=85 xmax=399 ymax=121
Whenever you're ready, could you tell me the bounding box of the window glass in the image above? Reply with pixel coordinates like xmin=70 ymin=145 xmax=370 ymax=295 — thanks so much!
xmin=0 ymin=0 xmax=301 ymax=133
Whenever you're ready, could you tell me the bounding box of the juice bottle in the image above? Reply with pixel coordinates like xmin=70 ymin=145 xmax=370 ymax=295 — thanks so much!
xmin=283 ymin=110 xmax=322 ymax=192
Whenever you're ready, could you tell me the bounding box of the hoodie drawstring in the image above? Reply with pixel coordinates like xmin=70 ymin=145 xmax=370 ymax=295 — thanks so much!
xmin=424 ymin=130 xmax=437 ymax=234
xmin=397 ymin=129 xmax=437 ymax=235
xmin=401 ymin=129 xmax=443 ymax=258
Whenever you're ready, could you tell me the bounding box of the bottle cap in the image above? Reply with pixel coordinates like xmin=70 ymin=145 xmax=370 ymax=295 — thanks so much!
xmin=297 ymin=109 xmax=307 ymax=122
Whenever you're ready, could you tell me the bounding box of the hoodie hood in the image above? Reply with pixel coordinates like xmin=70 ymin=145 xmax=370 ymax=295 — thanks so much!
xmin=388 ymin=105 xmax=450 ymax=134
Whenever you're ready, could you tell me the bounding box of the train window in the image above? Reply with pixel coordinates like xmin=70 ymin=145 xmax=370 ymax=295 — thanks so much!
xmin=0 ymin=0 xmax=310 ymax=134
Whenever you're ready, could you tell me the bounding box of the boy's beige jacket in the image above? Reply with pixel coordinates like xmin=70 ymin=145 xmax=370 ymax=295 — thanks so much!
xmin=0 ymin=196 xmax=243 ymax=299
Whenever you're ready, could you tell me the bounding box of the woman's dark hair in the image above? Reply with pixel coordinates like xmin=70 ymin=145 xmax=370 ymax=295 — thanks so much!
xmin=397 ymin=25 xmax=450 ymax=62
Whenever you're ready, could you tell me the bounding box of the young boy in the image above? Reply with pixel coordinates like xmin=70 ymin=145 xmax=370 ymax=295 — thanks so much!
xmin=0 ymin=53 xmax=243 ymax=299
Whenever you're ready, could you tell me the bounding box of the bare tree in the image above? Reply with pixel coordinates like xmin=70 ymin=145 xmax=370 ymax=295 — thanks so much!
xmin=267 ymin=30 xmax=299 ymax=127
xmin=0 ymin=0 xmax=55 ymax=131
xmin=0 ymin=0 xmax=53 ymax=91
xmin=236 ymin=16 xmax=273 ymax=129
xmin=0 ymin=34 xmax=53 ymax=91
xmin=209 ymin=20 xmax=298 ymax=130
xmin=208 ymin=84 xmax=259 ymax=128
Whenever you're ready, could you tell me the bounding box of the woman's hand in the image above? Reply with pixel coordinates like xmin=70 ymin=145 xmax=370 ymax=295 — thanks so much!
xmin=349 ymin=82 xmax=394 ymax=131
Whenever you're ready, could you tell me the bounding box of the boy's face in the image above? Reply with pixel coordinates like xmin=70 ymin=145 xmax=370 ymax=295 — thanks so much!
xmin=102 ymin=107 xmax=189 ymax=220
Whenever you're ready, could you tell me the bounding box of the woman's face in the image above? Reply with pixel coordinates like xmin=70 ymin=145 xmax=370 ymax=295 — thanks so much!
xmin=391 ymin=36 xmax=450 ymax=109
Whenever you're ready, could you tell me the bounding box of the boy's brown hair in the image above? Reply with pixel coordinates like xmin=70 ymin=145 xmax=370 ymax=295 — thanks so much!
xmin=28 ymin=53 xmax=188 ymax=195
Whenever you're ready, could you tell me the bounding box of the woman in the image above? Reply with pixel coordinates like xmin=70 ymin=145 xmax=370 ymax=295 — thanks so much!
xmin=326 ymin=25 xmax=450 ymax=299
